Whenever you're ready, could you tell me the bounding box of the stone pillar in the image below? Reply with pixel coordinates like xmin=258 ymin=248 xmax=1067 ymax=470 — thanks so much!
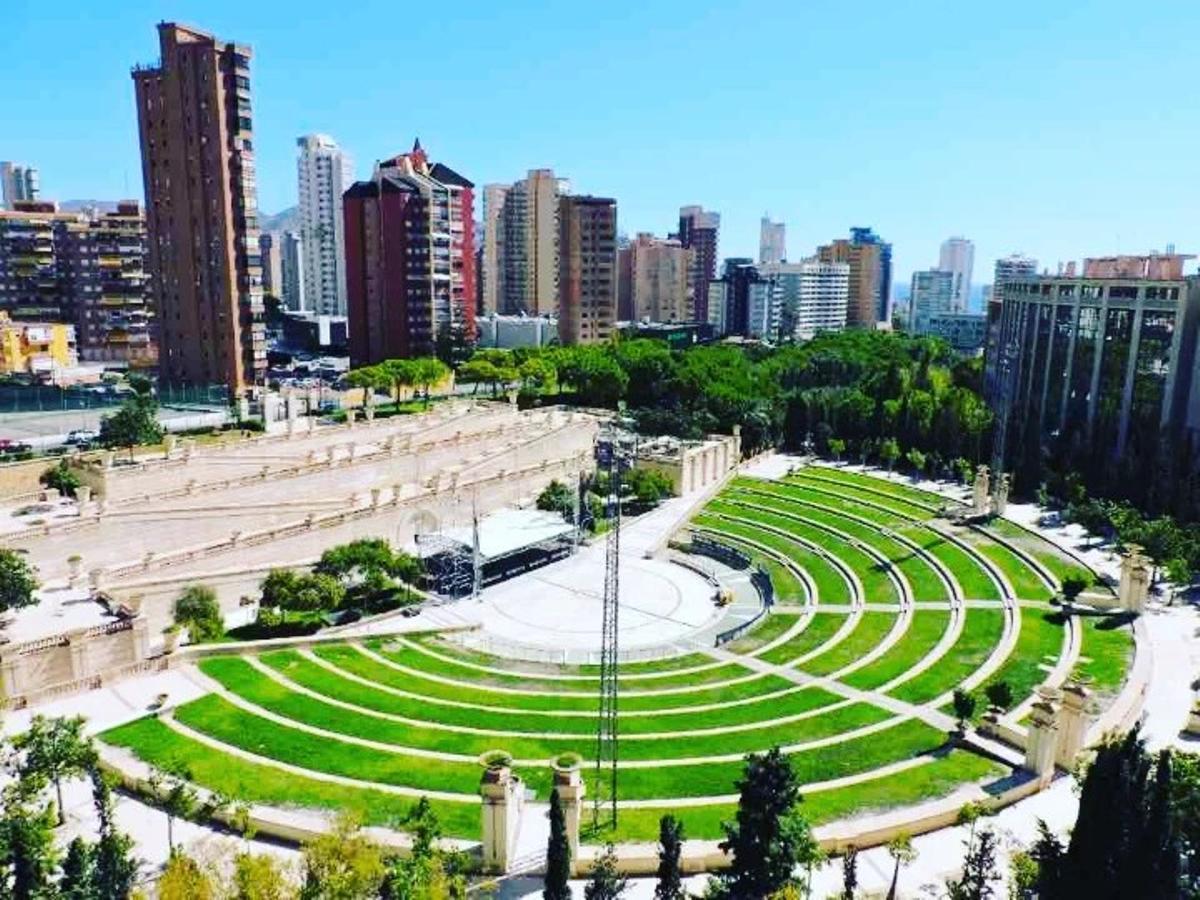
xmin=326 ymin=447 xmax=337 ymax=467
xmin=553 ymin=764 xmax=586 ymax=867
xmin=1056 ymin=681 xmax=1093 ymax=769
xmin=163 ymin=434 xmax=177 ymax=459
xmin=365 ymin=406 xmax=375 ymax=422
xmin=1119 ymin=548 xmax=1152 ymax=614
xmin=89 ymin=569 xmax=106 ymax=595
xmin=131 ymin=614 xmax=150 ymax=659
xmin=972 ymin=465 xmax=991 ymax=516
xmin=370 ymin=488 xmax=382 ymax=508
xmin=260 ymin=465 xmax=271 ymax=480
xmin=992 ymin=473 xmax=1010 ymax=516
xmin=182 ymin=441 xmax=193 ymax=462
xmin=0 ymin=656 xmax=21 ymax=698
xmin=346 ymin=442 xmax=357 ymax=462
xmin=103 ymin=451 xmax=115 ymax=469
xmin=347 ymin=409 xmax=357 ymax=427
xmin=67 ymin=555 xmax=84 ymax=583
xmin=1024 ymin=693 xmax=1059 ymax=782
xmin=75 ymin=485 xmax=92 ymax=513
xmin=287 ymin=418 xmax=297 ymax=439
xmin=392 ymin=484 xmax=404 ymax=505
xmin=479 ymin=766 xmax=524 ymax=874
xmin=1187 ymin=697 xmax=1200 ymax=737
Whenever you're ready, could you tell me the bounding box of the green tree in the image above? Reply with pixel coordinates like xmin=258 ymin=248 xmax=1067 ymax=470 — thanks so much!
xmin=40 ymin=460 xmax=81 ymax=498
xmin=99 ymin=375 xmax=162 ymax=459
xmin=947 ymin=828 xmax=1000 ymax=900
xmin=537 ymin=480 xmax=575 ymax=520
xmin=232 ymin=852 xmax=297 ymax=900
xmin=90 ymin=768 xmax=138 ymax=900
xmin=300 ymin=813 xmax=385 ymax=900
xmin=624 ymin=468 xmax=674 ymax=506
xmin=1061 ymin=575 xmax=1089 ymax=604
xmin=173 ymin=584 xmax=224 ymax=642
xmin=456 ymin=359 xmax=499 ymax=396
xmin=584 ymin=844 xmax=627 ymax=900
xmin=841 ymin=845 xmax=858 ymax=899
xmin=380 ymin=797 xmax=467 ymax=900
xmin=827 ymin=438 xmax=846 ymax=463
xmin=885 ymin=833 xmax=917 ymax=899
xmin=543 ymin=789 xmax=571 ymax=900
xmin=718 ymin=747 xmax=817 ymax=898
xmin=14 ymin=715 xmax=97 ymax=825
xmin=260 ymin=570 xmax=344 ymax=623
xmin=984 ymin=681 xmax=1014 ymax=711
xmin=654 ymin=815 xmax=685 ymax=900
xmin=878 ymin=437 xmax=900 ymax=472
xmin=314 ymin=539 xmax=421 ymax=610
xmin=0 ymin=549 xmax=39 ymax=617
xmin=148 ymin=763 xmax=199 ymax=854
xmin=0 ymin=788 xmax=59 ymax=900
xmin=158 ymin=852 xmax=216 ymax=900
xmin=952 ymin=689 xmax=977 ymax=731
xmin=59 ymin=837 xmax=95 ymax=900
xmin=409 ymin=358 xmax=451 ymax=407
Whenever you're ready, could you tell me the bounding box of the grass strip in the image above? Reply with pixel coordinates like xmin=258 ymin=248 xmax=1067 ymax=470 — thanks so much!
xmin=99 ymin=717 xmax=480 ymax=838
xmin=758 ymin=613 xmax=847 ymax=665
xmin=1076 ymin=615 xmax=1135 ymax=698
xmin=889 ymin=608 xmax=1006 ymax=704
xmin=979 ymin=609 xmax=1067 ymax=712
xmin=412 ymin=635 xmax=716 ymax=677
xmin=841 ymin=611 xmax=952 ymax=690
xmin=797 ymin=611 xmax=899 ymax=677
xmin=960 ymin=530 xmax=1054 ymax=601
xmin=726 ymin=613 xmax=801 ymax=654
xmin=601 ymin=749 xmax=1003 ymax=842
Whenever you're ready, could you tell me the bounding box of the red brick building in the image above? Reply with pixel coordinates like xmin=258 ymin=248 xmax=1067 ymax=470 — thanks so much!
xmin=343 ymin=141 xmax=475 ymax=365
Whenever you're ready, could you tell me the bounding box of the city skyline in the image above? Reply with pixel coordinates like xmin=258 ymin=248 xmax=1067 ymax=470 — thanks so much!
xmin=4 ymin=0 xmax=1196 ymax=288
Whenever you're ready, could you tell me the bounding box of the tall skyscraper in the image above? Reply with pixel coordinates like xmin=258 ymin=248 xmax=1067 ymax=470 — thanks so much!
xmin=817 ymin=227 xmax=892 ymax=327
xmin=676 ymin=206 xmax=719 ymax=323
xmin=557 ymin=195 xmax=616 ymax=345
xmin=992 ymin=253 xmax=1038 ymax=304
xmin=481 ymin=184 xmax=509 ymax=314
xmin=0 ymin=163 xmax=40 ymax=209
xmin=500 ymin=169 xmax=562 ymax=315
xmin=910 ymin=268 xmax=955 ymax=333
xmin=342 ymin=141 xmax=475 ymax=364
xmin=132 ymin=22 xmax=265 ymax=395
xmin=280 ymin=231 xmax=305 ymax=312
xmin=710 ymin=258 xmax=763 ymax=337
xmin=296 ymin=134 xmax=353 ymax=316
xmin=759 ymin=215 xmax=786 ymax=265
xmin=630 ymin=233 xmax=690 ymax=323
xmin=258 ymin=232 xmax=283 ymax=300
xmin=938 ymin=236 xmax=975 ymax=312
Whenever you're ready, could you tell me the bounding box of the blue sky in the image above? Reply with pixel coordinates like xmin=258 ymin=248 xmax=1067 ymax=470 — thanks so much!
xmin=3 ymin=0 xmax=1197 ymax=291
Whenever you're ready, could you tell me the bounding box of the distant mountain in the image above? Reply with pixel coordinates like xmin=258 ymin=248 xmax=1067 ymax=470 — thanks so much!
xmin=260 ymin=206 xmax=299 ymax=234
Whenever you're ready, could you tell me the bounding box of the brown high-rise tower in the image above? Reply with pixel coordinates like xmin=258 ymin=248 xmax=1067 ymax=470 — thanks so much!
xmin=558 ymin=195 xmax=617 ymax=345
xmin=132 ymin=22 xmax=266 ymax=395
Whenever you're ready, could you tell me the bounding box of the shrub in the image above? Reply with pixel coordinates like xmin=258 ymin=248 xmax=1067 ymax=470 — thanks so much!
xmin=984 ymin=681 xmax=1014 ymax=711
xmin=40 ymin=460 xmax=81 ymax=498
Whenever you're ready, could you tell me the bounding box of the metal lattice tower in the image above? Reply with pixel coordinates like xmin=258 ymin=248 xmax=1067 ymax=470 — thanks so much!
xmin=593 ymin=428 xmax=627 ymax=829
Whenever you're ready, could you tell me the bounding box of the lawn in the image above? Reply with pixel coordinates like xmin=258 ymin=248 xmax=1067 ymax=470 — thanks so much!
xmin=100 ymin=717 xmax=481 ymax=838
xmin=841 ymin=611 xmax=952 ymax=691
xmin=758 ymin=613 xmax=848 ymax=665
xmin=726 ymin=485 xmax=949 ymax=602
xmin=691 ymin=515 xmax=851 ymax=604
xmin=1075 ymin=614 xmax=1135 ymax=699
xmin=725 ymin=612 xmax=801 ymax=654
xmin=889 ymin=608 xmax=1007 ymax=704
xmin=979 ymin=609 xmax=1068 ymax=712
xmin=959 ymin=530 xmax=1054 ymax=601
xmin=796 ymin=611 xmax=900 ymax=677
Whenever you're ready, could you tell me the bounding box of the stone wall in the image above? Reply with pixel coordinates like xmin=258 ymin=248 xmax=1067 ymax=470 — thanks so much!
xmin=0 ymin=456 xmax=54 ymax=502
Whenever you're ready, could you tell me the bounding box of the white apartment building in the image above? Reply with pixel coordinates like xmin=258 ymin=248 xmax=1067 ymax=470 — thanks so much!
xmin=498 ymin=169 xmax=562 ymax=316
xmin=910 ymin=268 xmax=955 ymax=333
xmin=757 ymin=260 xmax=850 ymax=341
xmin=759 ymin=215 xmax=786 ymax=265
xmin=296 ymin=134 xmax=353 ymax=316
xmin=938 ymin=236 xmax=975 ymax=312
xmin=280 ymin=230 xmax=305 ymax=312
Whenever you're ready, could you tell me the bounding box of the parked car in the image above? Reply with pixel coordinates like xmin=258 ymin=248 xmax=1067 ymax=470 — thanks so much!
xmin=65 ymin=429 xmax=99 ymax=447
xmin=0 ymin=439 xmax=33 ymax=455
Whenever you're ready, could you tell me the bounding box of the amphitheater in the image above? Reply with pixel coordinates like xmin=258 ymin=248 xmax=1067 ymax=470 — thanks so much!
xmin=0 ymin=401 xmax=1160 ymax=881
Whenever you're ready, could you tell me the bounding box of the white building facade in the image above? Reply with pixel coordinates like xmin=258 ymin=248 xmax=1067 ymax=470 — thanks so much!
xmin=938 ymin=236 xmax=975 ymax=312
xmin=758 ymin=260 xmax=849 ymax=340
xmin=280 ymin=230 xmax=305 ymax=312
xmin=910 ymin=268 xmax=955 ymax=333
xmin=759 ymin=215 xmax=786 ymax=265
xmin=296 ymin=134 xmax=353 ymax=316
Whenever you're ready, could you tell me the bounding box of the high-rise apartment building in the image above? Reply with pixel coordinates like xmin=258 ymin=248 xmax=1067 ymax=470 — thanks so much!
xmin=910 ymin=268 xmax=955 ymax=334
xmin=987 ymin=254 xmax=1200 ymax=463
xmin=480 ymin=184 xmax=509 ymax=314
xmin=296 ymin=134 xmax=353 ymax=316
xmin=132 ymin=22 xmax=266 ymax=394
xmin=817 ymin=227 xmax=892 ymax=327
xmin=557 ymin=195 xmax=616 ymax=345
xmin=992 ymin=253 xmax=1038 ymax=302
xmin=758 ymin=260 xmax=850 ymax=340
xmin=280 ymin=231 xmax=304 ymax=311
xmin=342 ymin=141 xmax=475 ymax=364
xmin=499 ymin=169 xmax=562 ymax=315
xmin=0 ymin=202 xmax=155 ymax=368
xmin=629 ymin=233 xmax=690 ymax=324
xmin=616 ymin=237 xmax=634 ymax=321
xmin=709 ymin=258 xmax=763 ymax=338
xmin=938 ymin=236 xmax=975 ymax=312
xmin=676 ymin=206 xmax=719 ymax=323
xmin=1 ymin=163 xmax=40 ymax=209
xmin=258 ymin=232 xmax=283 ymax=299
xmin=759 ymin=215 xmax=786 ymax=265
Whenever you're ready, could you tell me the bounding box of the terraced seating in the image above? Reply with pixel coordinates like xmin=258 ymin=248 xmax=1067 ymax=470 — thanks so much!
xmin=98 ymin=466 xmax=1136 ymax=848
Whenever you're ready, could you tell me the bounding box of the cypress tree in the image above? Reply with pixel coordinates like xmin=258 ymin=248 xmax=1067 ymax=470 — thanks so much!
xmin=544 ymin=788 xmax=571 ymax=900
xmin=654 ymin=815 xmax=685 ymax=900
xmin=947 ymin=828 xmax=1000 ymax=900
xmin=59 ymin=837 xmax=95 ymax=900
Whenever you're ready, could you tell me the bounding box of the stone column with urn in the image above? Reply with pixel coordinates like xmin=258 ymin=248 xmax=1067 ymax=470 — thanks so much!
xmin=972 ymin=465 xmax=990 ymax=516
xmin=478 ymin=754 xmax=524 ymax=874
